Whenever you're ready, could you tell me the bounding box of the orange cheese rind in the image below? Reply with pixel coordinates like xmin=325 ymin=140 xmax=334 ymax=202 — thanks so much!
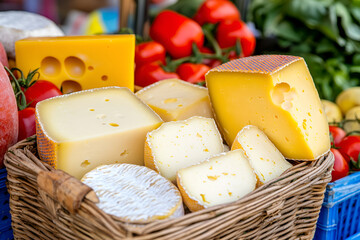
xmin=177 ymin=173 xmax=205 ymax=212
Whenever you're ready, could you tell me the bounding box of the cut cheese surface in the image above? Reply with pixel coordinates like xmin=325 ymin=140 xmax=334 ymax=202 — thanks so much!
xmin=136 ymin=79 xmax=213 ymax=121
xmin=82 ymin=164 xmax=184 ymax=222
xmin=231 ymin=125 xmax=292 ymax=185
xmin=177 ymin=150 xmax=256 ymax=212
xmin=145 ymin=116 xmax=224 ymax=182
xmin=15 ymin=34 xmax=134 ymax=93
xmin=206 ymin=55 xmax=330 ymax=160
xmin=0 ymin=11 xmax=64 ymax=58
xmin=36 ymin=87 xmax=163 ymax=179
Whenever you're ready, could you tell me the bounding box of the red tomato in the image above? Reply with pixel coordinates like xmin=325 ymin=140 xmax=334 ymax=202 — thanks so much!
xmin=135 ymin=41 xmax=166 ymax=68
xmin=199 ymin=46 xmax=222 ymax=68
xmin=25 ymin=80 xmax=62 ymax=108
xmin=337 ymin=135 xmax=360 ymax=163
xmin=193 ymin=0 xmax=240 ymax=25
xmin=330 ymin=148 xmax=349 ymax=182
xmin=150 ymin=10 xmax=204 ymax=59
xmin=176 ymin=63 xmax=210 ymax=84
xmin=135 ymin=61 xmax=180 ymax=87
xmin=216 ymin=19 xmax=256 ymax=57
xmin=0 ymin=62 xmax=18 ymax=167
xmin=329 ymin=126 xmax=346 ymax=147
xmin=18 ymin=107 xmax=36 ymax=141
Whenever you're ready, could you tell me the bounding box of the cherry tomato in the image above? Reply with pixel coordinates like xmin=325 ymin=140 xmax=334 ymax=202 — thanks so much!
xmin=337 ymin=135 xmax=360 ymax=163
xmin=330 ymin=148 xmax=349 ymax=182
xmin=216 ymin=19 xmax=256 ymax=57
xmin=18 ymin=107 xmax=36 ymax=141
xmin=193 ymin=0 xmax=240 ymax=26
xmin=0 ymin=62 xmax=18 ymax=167
xmin=135 ymin=41 xmax=166 ymax=68
xmin=176 ymin=63 xmax=210 ymax=84
xmin=329 ymin=126 xmax=346 ymax=147
xmin=150 ymin=10 xmax=204 ymax=59
xmin=135 ymin=61 xmax=180 ymax=87
xmin=25 ymin=80 xmax=62 ymax=108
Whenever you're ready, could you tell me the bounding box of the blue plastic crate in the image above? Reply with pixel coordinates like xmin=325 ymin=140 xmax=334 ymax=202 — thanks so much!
xmin=314 ymin=171 xmax=360 ymax=240
xmin=0 ymin=168 xmax=12 ymax=240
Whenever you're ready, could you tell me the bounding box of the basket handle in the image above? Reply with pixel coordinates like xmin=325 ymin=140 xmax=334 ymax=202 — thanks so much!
xmin=37 ymin=170 xmax=99 ymax=214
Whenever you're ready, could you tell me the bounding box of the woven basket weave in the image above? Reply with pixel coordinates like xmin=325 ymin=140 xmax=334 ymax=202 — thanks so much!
xmin=4 ymin=138 xmax=334 ymax=240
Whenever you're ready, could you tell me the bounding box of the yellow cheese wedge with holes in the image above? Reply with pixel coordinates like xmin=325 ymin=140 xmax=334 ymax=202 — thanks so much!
xmin=177 ymin=149 xmax=256 ymax=212
xmin=36 ymin=87 xmax=163 ymax=179
xmin=144 ymin=116 xmax=224 ymax=182
xmin=231 ymin=125 xmax=293 ymax=186
xmin=206 ymin=55 xmax=330 ymax=160
xmin=136 ymin=79 xmax=213 ymax=121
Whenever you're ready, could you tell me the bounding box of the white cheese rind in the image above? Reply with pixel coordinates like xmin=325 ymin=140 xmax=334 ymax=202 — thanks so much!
xmin=0 ymin=11 xmax=64 ymax=58
xmin=82 ymin=164 xmax=184 ymax=222
xmin=145 ymin=116 xmax=224 ymax=182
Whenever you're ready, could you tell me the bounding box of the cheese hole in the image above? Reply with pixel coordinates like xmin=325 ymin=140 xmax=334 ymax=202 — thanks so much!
xmin=271 ymin=82 xmax=290 ymax=105
xmin=163 ymin=98 xmax=177 ymax=104
xmin=88 ymin=66 xmax=94 ymax=71
xmin=65 ymin=56 xmax=85 ymax=77
xmin=101 ymin=75 xmax=108 ymax=81
xmin=41 ymin=57 xmax=61 ymax=77
xmin=109 ymin=123 xmax=119 ymax=127
xmin=89 ymin=109 xmax=95 ymax=111
xmin=81 ymin=160 xmax=90 ymax=168
xmin=61 ymin=80 xmax=82 ymax=94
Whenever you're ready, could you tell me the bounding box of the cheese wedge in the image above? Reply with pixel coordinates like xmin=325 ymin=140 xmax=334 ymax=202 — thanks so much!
xmin=177 ymin=150 xmax=256 ymax=212
xmin=206 ymin=55 xmax=330 ymax=160
xmin=136 ymin=79 xmax=213 ymax=121
xmin=82 ymin=163 xmax=184 ymax=222
xmin=145 ymin=116 xmax=224 ymax=182
xmin=36 ymin=87 xmax=163 ymax=179
xmin=231 ymin=125 xmax=292 ymax=186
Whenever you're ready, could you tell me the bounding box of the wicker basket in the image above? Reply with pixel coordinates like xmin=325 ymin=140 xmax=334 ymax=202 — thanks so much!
xmin=4 ymin=138 xmax=334 ymax=240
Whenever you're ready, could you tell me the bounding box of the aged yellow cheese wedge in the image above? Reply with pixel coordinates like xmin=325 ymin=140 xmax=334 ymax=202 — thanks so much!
xmin=82 ymin=163 xmax=184 ymax=222
xmin=231 ymin=125 xmax=292 ymax=186
xmin=177 ymin=149 xmax=256 ymax=212
xmin=206 ymin=55 xmax=330 ymax=160
xmin=36 ymin=87 xmax=163 ymax=179
xmin=144 ymin=116 xmax=224 ymax=182
xmin=136 ymin=79 xmax=213 ymax=121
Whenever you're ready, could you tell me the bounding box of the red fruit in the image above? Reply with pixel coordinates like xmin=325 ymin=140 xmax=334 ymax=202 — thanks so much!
xmin=337 ymin=135 xmax=360 ymax=163
xmin=329 ymin=126 xmax=346 ymax=147
xmin=216 ymin=19 xmax=256 ymax=57
xmin=25 ymin=80 xmax=62 ymax=108
xmin=150 ymin=10 xmax=204 ymax=59
xmin=18 ymin=107 xmax=36 ymax=141
xmin=199 ymin=46 xmax=222 ymax=68
xmin=135 ymin=61 xmax=180 ymax=87
xmin=331 ymin=148 xmax=349 ymax=182
xmin=0 ymin=42 xmax=8 ymax=68
xmin=193 ymin=0 xmax=240 ymax=25
xmin=176 ymin=63 xmax=210 ymax=84
xmin=0 ymin=62 xmax=18 ymax=167
xmin=135 ymin=41 xmax=166 ymax=68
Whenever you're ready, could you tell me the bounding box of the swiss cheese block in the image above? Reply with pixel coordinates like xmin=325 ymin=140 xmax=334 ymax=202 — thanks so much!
xmin=15 ymin=34 xmax=134 ymax=93
xmin=36 ymin=87 xmax=163 ymax=179
xmin=136 ymin=79 xmax=213 ymax=121
xmin=82 ymin=164 xmax=184 ymax=222
xmin=145 ymin=116 xmax=224 ymax=182
xmin=206 ymin=55 xmax=330 ymax=160
xmin=0 ymin=11 xmax=64 ymax=58
xmin=177 ymin=150 xmax=256 ymax=212
xmin=231 ymin=125 xmax=292 ymax=185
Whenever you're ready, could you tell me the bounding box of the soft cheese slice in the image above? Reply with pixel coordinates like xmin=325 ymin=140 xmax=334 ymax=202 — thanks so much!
xmin=0 ymin=11 xmax=64 ymax=58
xmin=136 ymin=79 xmax=213 ymax=121
xmin=82 ymin=164 xmax=184 ymax=222
xmin=231 ymin=125 xmax=292 ymax=185
xmin=145 ymin=116 xmax=224 ymax=182
xmin=177 ymin=150 xmax=256 ymax=212
xmin=206 ymin=55 xmax=330 ymax=160
xmin=36 ymin=87 xmax=163 ymax=179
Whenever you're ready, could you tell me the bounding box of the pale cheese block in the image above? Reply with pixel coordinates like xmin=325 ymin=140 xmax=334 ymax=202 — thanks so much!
xmin=206 ymin=55 xmax=330 ymax=160
xmin=0 ymin=11 xmax=64 ymax=58
xmin=36 ymin=87 xmax=163 ymax=179
xmin=177 ymin=150 xmax=256 ymax=212
xmin=231 ymin=125 xmax=293 ymax=186
xmin=82 ymin=163 xmax=184 ymax=222
xmin=145 ymin=116 xmax=224 ymax=182
xmin=136 ymin=79 xmax=213 ymax=121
